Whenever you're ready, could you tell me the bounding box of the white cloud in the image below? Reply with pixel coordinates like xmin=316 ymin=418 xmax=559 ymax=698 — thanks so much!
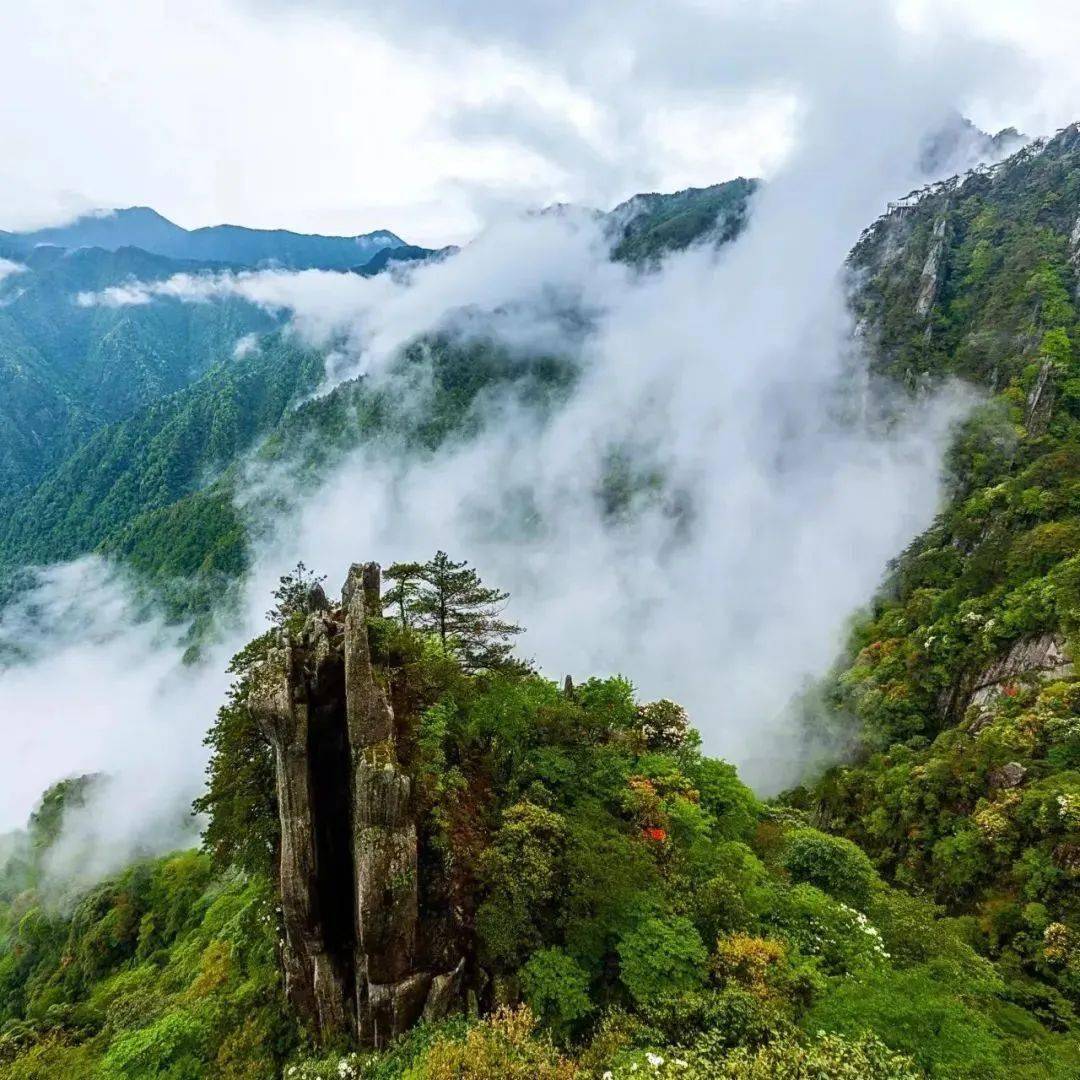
xmin=2 ymin=1 xmax=1077 ymax=243
xmin=0 ymin=258 xmax=26 ymax=286
xmin=233 ymin=332 xmax=261 ymax=359
xmin=0 ymin=560 xmax=233 ymax=884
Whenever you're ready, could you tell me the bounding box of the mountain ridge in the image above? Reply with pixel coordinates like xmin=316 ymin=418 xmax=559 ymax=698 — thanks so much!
xmin=0 ymin=206 xmax=407 ymax=272
xmin=3 ymin=123 xmax=1080 ymax=1078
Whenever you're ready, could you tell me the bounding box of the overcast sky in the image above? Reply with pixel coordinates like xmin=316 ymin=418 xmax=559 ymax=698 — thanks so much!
xmin=2 ymin=0 xmax=1079 ymax=246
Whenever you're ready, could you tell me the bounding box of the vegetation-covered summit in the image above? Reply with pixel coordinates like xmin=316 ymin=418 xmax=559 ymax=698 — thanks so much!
xmin=1 ymin=558 xmax=1078 ymax=1077
xmin=792 ymin=123 xmax=1080 ymax=1018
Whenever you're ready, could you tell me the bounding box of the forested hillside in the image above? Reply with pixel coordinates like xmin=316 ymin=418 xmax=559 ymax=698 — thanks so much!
xmin=0 ymin=245 xmax=278 ymax=492
xmin=0 ymin=180 xmax=755 ymax=614
xmin=0 ymin=334 xmax=324 ymax=575
xmin=1 ymin=559 xmax=1076 ymax=1078
xmin=607 ymin=177 xmax=757 ymax=263
xmin=6 ymin=133 xmax=1080 ymax=1077
xmin=795 ymin=123 xmax=1080 ymax=1013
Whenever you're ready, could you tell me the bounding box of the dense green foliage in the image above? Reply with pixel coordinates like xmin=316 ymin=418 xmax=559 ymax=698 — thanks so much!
xmin=0 ymin=825 xmax=291 ymax=1078
xmin=5 ymin=558 xmax=1078 ymax=1076
xmin=0 ymin=244 xmax=276 ymax=493
xmin=0 ymin=333 xmax=323 ymax=572
xmin=795 ymin=125 xmax=1080 ymax=1015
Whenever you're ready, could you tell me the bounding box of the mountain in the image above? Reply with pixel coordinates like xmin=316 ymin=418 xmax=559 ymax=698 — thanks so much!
xmin=1 ymin=560 xmax=1077 ymax=1077
xmin=788 ymin=123 xmax=1080 ymax=1012
xmin=358 ymin=241 xmax=459 ymax=276
xmin=0 ymin=206 xmax=406 ymax=271
xmin=0 ymin=331 xmax=325 ymax=587
xmin=0 ymin=244 xmax=278 ymax=493
xmin=0 ymin=180 xmax=756 ymax=611
xmin=918 ymin=114 xmax=1028 ymax=176
xmin=607 ymin=176 xmax=758 ymax=263
xmin=5 ymin=138 xmax=1080 ymax=1075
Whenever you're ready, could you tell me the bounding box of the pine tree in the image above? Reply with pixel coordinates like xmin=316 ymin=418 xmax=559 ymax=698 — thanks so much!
xmin=266 ymin=562 xmax=327 ymax=627
xmin=383 ymin=560 xmax=426 ymax=629
xmin=400 ymin=551 xmax=523 ymax=671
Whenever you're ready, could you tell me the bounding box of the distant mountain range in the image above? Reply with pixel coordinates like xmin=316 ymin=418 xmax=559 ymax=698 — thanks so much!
xmin=0 ymin=120 xmax=1011 ymax=534
xmin=0 ymin=206 xmax=408 ymax=271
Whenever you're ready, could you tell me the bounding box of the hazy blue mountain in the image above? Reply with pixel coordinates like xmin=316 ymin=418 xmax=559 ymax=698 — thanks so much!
xmin=0 ymin=244 xmax=277 ymax=492
xmin=358 ymin=242 xmax=459 ymax=275
xmin=0 ymin=206 xmax=406 ymax=271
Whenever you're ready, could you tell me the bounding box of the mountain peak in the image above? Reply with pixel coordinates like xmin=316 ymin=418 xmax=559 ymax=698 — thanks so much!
xmin=4 ymin=209 xmax=407 ymax=271
xmin=108 ymin=206 xmax=177 ymax=222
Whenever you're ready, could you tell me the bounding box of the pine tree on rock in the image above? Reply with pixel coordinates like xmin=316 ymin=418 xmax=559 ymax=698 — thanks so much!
xmin=383 ymin=560 xmax=425 ymax=629
xmin=391 ymin=551 xmax=523 ymax=671
xmin=266 ymin=561 xmax=327 ymax=627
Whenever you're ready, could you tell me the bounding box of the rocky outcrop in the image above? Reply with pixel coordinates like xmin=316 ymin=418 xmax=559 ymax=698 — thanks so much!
xmin=989 ymin=762 xmax=1028 ymax=791
xmin=915 ymin=212 xmax=949 ymax=319
xmin=1071 ymin=214 xmax=1080 ymax=300
xmin=968 ymin=633 xmax=1073 ymax=710
xmin=248 ymin=563 xmax=462 ymax=1047
xmin=1025 ymin=359 xmax=1056 ymax=435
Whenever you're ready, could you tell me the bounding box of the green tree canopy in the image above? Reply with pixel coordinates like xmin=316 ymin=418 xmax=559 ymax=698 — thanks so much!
xmin=386 ymin=551 xmax=523 ymax=671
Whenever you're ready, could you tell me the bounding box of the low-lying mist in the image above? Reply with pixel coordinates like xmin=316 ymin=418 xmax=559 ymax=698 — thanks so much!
xmin=242 ymin=212 xmax=967 ymax=793
xmin=0 ymin=560 xmax=231 ymax=888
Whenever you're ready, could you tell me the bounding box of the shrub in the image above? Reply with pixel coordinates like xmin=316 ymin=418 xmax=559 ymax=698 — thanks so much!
xmin=764 ymin=884 xmax=885 ymax=976
xmin=677 ymin=1029 xmax=921 ymax=1079
xmin=782 ymin=829 xmax=879 ymax=908
xmin=98 ymin=1008 xmax=210 ymax=1080
xmin=617 ymin=917 xmax=708 ymax=1006
xmin=520 ymin=948 xmax=593 ymax=1038
xmin=401 ymin=1007 xmax=577 ymax=1079
xmin=476 ymin=802 xmax=568 ymax=971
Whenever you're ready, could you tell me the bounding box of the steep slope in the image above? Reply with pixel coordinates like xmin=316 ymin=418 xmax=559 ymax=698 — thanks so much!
xmin=0 ymin=180 xmax=751 ymax=609
xmin=796 ymin=124 xmax=1080 ymax=1009
xmin=0 ymin=245 xmax=277 ymax=492
xmin=0 ymin=333 xmax=324 ymax=574
xmin=1 ymin=206 xmax=406 ymax=271
xmin=0 ymin=330 xmax=577 ymax=621
xmin=1 ymin=563 xmax=1077 ymax=1077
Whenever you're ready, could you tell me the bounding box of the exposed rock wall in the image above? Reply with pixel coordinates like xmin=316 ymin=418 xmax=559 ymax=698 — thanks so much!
xmin=248 ymin=562 xmax=461 ymax=1047
xmin=968 ymin=633 xmax=1074 ymax=708
xmin=1026 ymin=359 xmax=1057 ymax=435
xmin=915 ymin=212 xmax=949 ymax=320
xmin=938 ymin=633 xmax=1074 ymax=724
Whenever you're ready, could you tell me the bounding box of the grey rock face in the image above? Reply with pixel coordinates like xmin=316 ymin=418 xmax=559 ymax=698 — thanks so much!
xmin=915 ymin=213 xmax=949 ymax=319
xmin=248 ymin=562 xmax=462 ymax=1047
xmin=1025 ymin=359 xmax=1056 ymax=435
xmin=423 ymin=957 xmax=466 ymax=1022
xmin=989 ymin=761 xmax=1028 ymax=790
xmin=247 ymin=632 xmax=351 ymax=1041
xmin=968 ymin=634 xmax=1073 ymax=709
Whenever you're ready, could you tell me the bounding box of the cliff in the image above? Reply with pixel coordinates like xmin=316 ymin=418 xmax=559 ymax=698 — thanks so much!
xmin=247 ymin=562 xmax=463 ymax=1047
